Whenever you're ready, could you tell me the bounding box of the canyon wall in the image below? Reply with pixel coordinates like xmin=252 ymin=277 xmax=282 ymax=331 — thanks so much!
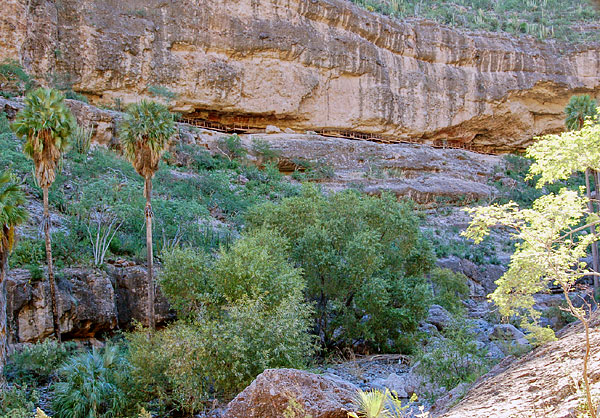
xmin=2 ymin=0 xmax=600 ymax=151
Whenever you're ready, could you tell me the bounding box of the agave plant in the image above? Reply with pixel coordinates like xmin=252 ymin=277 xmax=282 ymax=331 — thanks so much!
xmin=0 ymin=170 xmax=27 ymax=383
xmin=565 ymin=94 xmax=598 ymax=131
xmin=348 ymin=389 xmax=414 ymax=418
xmin=119 ymin=100 xmax=175 ymax=329
xmin=11 ymin=87 xmax=76 ymax=342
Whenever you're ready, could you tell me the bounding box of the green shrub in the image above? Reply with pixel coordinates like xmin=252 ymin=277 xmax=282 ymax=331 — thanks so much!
xmin=5 ymin=340 xmax=78 ymax=386
xmin=52 ymin=345 xmax=133 ymax=418
xmin=416 ymin=318 xmax=489 ymax=393
xmin=0 ymin=59 xmax=34 ymax=97
xmin=159 ymin=248 xmax=214 ymax=318
xmin=0 ymin=384 xmax=39 ymax=418
xmin=10 ymin=238 xmax=45 ymax=268
xmin=251 ymin=138 xmax=280 ymax=163
xmin=212 ymin=228 xmax=305 ymax=307
xmin=129 ymin=296 xmax=315 ymax=414
xmin=216 ymin=134 xmax=247 ymax=161
xmin=142 ymin=229 xmax=316 ymax=414
xmin=429 ymin=268 xmax=470 ymax=314
xmin=246 ymin=185 xmax=434 ymax=352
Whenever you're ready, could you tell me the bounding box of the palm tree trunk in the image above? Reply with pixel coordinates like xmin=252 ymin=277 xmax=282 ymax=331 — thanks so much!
xmin=43 ymin=186 xmax=61 ymax=342
xmin=145 ymin=178 xmax=155 ymax=330
xmin=0 ymin=249 xmax=8 ymax=387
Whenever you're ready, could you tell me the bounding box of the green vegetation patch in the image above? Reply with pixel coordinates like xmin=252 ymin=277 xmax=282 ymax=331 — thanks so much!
xmin=350 ymin=0 xmax=600 ymax=43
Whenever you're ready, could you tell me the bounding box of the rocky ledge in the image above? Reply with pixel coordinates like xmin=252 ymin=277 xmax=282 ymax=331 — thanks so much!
xmin=3 ymin=0 xmax=600 ymax=152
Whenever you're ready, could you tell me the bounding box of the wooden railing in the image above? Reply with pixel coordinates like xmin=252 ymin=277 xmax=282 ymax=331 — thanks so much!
xmin=178 ymin=118 xmax=497 ymax=155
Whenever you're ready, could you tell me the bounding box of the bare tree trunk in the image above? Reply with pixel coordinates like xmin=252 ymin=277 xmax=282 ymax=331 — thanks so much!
xmin=582 ymin=318 xmax=597 ymax=418
xmin=145 ymin=178 xmax=155 ymax=330
xmin=563 ymin=289 xmax=597 ymax=418
xmin=43 ymin=187 xmax=61 ymax=342
xmin=585 ymin=170 xmax=599 ymax=290
xmin=0 ymin=250 xmax=8 ymax=387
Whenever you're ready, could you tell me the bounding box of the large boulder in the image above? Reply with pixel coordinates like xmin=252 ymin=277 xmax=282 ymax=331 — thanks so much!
xmin=427 ymin=304 xmax=453 ymax=331
xmin=224 ymin=369 xmax=359 ymax=418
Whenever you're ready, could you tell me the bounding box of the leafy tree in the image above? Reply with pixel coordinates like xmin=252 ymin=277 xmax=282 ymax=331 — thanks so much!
xmin=527 ymin=115 xmax=600 ymax=289
xmin=0 ymin=171 xmax=27 ymax=383
xmin=246 ymin=185 xmax=434 ymax=352
xmin=464 ymin=188 xmax=599 ymax=417
xmin=565 ymin=94 xmax=597 ymax=131
xmin=11 ymin=87 xmax=76 ymax=341
xmin=137 ymin=229 xmax=315 ymax=414
xmin=119 ymin=100 xmax=175 ymax=329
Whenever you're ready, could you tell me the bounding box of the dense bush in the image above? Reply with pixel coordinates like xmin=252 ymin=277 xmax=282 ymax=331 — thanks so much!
xmin=135 ymin=229 xmax=315 ymax=414
xmin=5 ymin=340 xmax=78 ymax=385
xmin=0 ymin=385 xmax=39 ymax=418
xmin=52 ymin=345 xmax=133 ymax=418
xmin=428 ymin=268 xmax=470 ymax=314
xmin=417 ymin=318 xmax=489 ymax=393
xmin=246 ymin=185 xmax=434 ymax=352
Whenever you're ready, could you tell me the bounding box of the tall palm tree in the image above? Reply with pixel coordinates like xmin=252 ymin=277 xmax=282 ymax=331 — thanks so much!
xmin=565 ymin=94 xmax=600 ymax=289
xmin=11 ymin=87 xmax=75 ymax=342
xmin=0 ymin=171 xmax=28 ymax=383
xmin=565 ymin=94 xmax=598 ymax=131
xmin=119 ymin=100 xmax=175 ymax=329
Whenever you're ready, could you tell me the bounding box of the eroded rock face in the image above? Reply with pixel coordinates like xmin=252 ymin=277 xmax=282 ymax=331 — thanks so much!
xmin=224 ymin=368 xmax=358 ymax=418
xmin=439 ymin=316 xmax=600 ymax=418
xmin=3 ymin=0 xmax=600 ymax=152
xmin=6 ymin=265 xmax=172 ymax=343
xmin=7 ymin=268 xmax=117 ymax=343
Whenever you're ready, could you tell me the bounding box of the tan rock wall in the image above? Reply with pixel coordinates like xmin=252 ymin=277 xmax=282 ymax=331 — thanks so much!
xmin=2 ymin=0 xmax=600 ymax=151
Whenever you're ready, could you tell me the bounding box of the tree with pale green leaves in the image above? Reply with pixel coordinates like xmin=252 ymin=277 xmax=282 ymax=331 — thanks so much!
xmin=527 ymin=115 xmax=600 ymax=289
xmin=119 ymin=100 xmax=175 ymax=330
xmin=464 ymin=189 xmax=599 ymax=418
xmin=11 ymin=87 xmax=76 ymax=342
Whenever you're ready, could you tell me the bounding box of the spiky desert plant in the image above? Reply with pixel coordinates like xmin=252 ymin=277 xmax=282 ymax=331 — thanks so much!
xmin=348 ymin=389 xmax=413 ymax=418
xmin=0 ymin=171 xmax=27 ymax=384
xmin=119 ymin=100 xmax=175 ymax=329
xmin=565 ymin=94 xmax=598 ymax=131
xmin=11 ymin=87 xmax=75 ymax=342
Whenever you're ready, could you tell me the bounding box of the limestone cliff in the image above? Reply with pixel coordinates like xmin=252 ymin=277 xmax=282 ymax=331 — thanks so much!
xmin=2 ymin=0 xmax=600 ymax=152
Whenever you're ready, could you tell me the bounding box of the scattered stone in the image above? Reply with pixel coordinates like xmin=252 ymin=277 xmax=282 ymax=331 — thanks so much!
xmin=223 ymin=369 xmax=358 ymax=418
xmin=427 ymin=304 xmax=453 ymax=330
xmin=265 ymin=125 xmax=281 ymax=134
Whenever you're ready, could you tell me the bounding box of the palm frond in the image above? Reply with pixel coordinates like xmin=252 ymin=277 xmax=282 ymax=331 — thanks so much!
xmin=11 ymin=87 xmax=76 ymax=187
xmin=0 ymin=170 xmax=28 ymax=254
xmin=118 ymin=100 xmax=175 ymax=179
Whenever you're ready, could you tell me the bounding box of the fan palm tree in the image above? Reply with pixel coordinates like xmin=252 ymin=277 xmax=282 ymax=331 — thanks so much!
xmin=119 ymin=100 xmax=175 ymax=329
xmin=0 ymin=171 xmax=28 ymax=383
xmin=11 ymin=87 xmax=76 ymax=342
xmin=565 ymin=94 xmax=597 ymax=131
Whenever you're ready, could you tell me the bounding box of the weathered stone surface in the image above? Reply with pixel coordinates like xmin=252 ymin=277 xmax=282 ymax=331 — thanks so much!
xmin=440 ymin=317 xmax=600 ymax=418
xmin=6 ymin=264 xmax=172 ymax=344
xmin=427 ymin=304 xmax=453 ymax=331
xmin=3 ymin=0 xmax=600 ymax=152
xmin=7 ymin=268 xmax=117 ymax=343
xmin=107 ymin=263 xmax=173 ymax=329
xmin=224 ymin=368 xmax=358 ymax=418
